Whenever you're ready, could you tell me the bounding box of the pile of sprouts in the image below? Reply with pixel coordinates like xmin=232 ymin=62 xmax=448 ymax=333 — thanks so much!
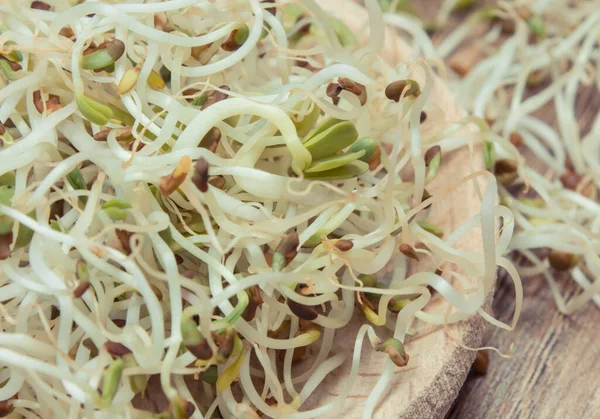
xmin=0 ymin=0 xmax=518 ymax=417
xmin=381 ymin=0 xmax=600 ymax=313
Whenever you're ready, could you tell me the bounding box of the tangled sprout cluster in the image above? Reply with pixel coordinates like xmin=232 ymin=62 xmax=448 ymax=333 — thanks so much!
xmin=0 ymin=0 xmax=518 ymax=417
xmin=379 ymin=0 xmax=600 ymax=313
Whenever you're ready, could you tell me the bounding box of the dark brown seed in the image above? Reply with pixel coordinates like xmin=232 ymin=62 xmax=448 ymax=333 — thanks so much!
xmin=174 ymin=254 xmax=184 ymax=264
xmin=222 ymin=29 xmax=241 ymax=52
xmin=338 ymin=78 xmax=363 ymax=96
xmin=242 ymin=285 xmax=263 ymax=321
xmin=287 ymin=299 xmax=318 ymax=320
xmin=126 ymin=141 xmax=144 ymax=152
xmin=420 ymin=111 xmax=427 ymax=123
xmin=73 ymin=281 xmax=91 ymax=298
xmin=326 ymin=82 xmax=342 ymax=98
xmin=275 ymin=231 xmax=299 ymax=260
xmin=265 ymin=397 xmax=278 ymax=407
xmin=192 ymin=157 xmax=209 ymax=192
xmin=93 ymin=128 xmax=132 ymax=142
xmin=424 ymin=145 xmax=441 ymax=166
xmin=33 ymin=90 xmax=44 ymax=113
xmin=169 ymin=398 xmax=196 ymax=419
xmin=368 ymin=144 xmax=382 ymax=171
xmin=262 ymin=0 xmax=276 ymax=15
xmin=31 ymin=1 xmax=51 ymax=10
xmin=296 ymin=15 xmax=311 ymax=35
xmin=201 ymin=127 xmax=221 ymax=152
xmin=59 ymin=26 xmax=75 ymax=39
xmin=559 ymin=171 xmax=582 ymax=191
xmin=0 ymin=123 xmax=5 ymax=136
xmin=182 ymin=88 xmax=200 ymax=103
xmin=494 ymin=159 xmax=518 ymax=175
xmin=0 ymin=57 xmax=21 ymax=72
xmin=471 ymin=350 xmax=489 ymax=375
xmin=335 ymin=239 xmax=354 ymax=251
xmin=184 ymin=402 xmax=196 ymax=418
xmin=212 ymin=330 xmax=235 ymax=362
xmin=115 ymin=229 xmax=132 ymax=255
xmin=186 ymin=339 xmax=213 ymax=360
xmin=399 ymin=244 xmax=419 ymax=261
xmin=201 ymin=86 xmax=230 ymax=110
xmin=0 ymin=232 xmax=13 ymax=261
xmin=331 ymin=96 xmax=340 ymax=106
xmin=385 ymin=80 xmax=419 ymax=102
xmin=0 ymin=400 xmax=14 ymax=417
xmin=112 ymin=318 xmax=127 ymax=328
xmin=509 ymin=132 xmax=524 ymax=147
xmin=104 ymin=341 xmax=132 ymax=358
xmin=434 ymin=268 xmax=443 ymax=276
xmin=106 ymin=39 xmax=126 ymax=61
xmin=548 ymin=250 xmax=579 ymax=271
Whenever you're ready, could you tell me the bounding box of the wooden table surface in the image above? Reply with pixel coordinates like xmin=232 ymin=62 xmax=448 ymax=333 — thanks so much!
xmin=406 ymin=1 xmax=600 ymax=418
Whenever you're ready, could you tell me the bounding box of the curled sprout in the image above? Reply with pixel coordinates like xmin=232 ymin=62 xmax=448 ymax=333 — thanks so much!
xmin=0 ymin=1 xmax=520 ymax=417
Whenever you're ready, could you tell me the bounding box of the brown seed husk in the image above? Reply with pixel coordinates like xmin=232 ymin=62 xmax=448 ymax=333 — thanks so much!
xmin=494 ymin=159 xmax=518 ymax=175
xmin=335 ymin=239 xmax=354 ymax=251
xmin=201 ymin=127 xmax=221 ymax=152
xmin=559 ymin=171 xmax=582 ymax=191
xmin=33 ymin=90 xmax=44 ymax=113
xmin=160 ymin=156 xmax=191 ymax=195
xmin=59 ymin=26 xmax=75 ymax=39
xmin=31 ymin=1 xmax=51 ymax=10
xmin=186 ymin=339 xmax=213 ymax=360
xmin=0 ymin=400 xmax=14 ymax=417
xmin=93 ymin=127 xmax=132 ymax=142
xmin=287 ymin=299 xmax=318 ymax=321
xmin=368 ymin=144 xmax=381 ymax=170
xmin=104 ymin=341 xmax=132 ymax=358
xmin=201 ymin=86 xmax=230 ymax=110
xmin=0 ymin=232 xmax=13 ymax=260
xmin=242 ymin=285 xmax=264 ymax=321
xmin=510 ymin=132 xmax=524 ymax=147
xmin=326 ymin=82 xmax=342 ymax=98
xmin=0 ymin=57 xmax=21 ymax=72
xmin=106 ymin=39 xmax=126 ymax=62
xmin=212 ymin=330 xmax=235 ymax=363
xmin=548 ymin=250 xmax=579 ymax=271
xmin=192 ymin=157 xmax=209 ymax=192
xmin=385 ymin=80 xmax=420 ymax=102
xmin=399 ymin=243 xmax=420 ymax=261
xmin=115 ymin=229 xmax=133 ymax=255
xmin=73 ymin=281 xmax=91 ymax=298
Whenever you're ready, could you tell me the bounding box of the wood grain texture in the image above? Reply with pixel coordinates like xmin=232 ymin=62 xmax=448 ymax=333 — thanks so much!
xmin=408 ymin=1 xmax=600 ymax=418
